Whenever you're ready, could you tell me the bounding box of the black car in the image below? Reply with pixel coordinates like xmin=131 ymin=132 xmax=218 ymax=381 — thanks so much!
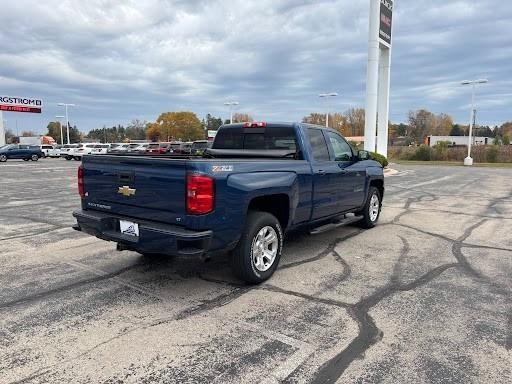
xmin=0 ymin=145 xmax=43 ymax=162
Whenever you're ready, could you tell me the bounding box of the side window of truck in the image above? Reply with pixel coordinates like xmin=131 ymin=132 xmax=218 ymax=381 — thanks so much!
xmin=326 ymin=131 xmax=354 ymax=162
xmin=307 ymin=128 xmax=330 ymax=161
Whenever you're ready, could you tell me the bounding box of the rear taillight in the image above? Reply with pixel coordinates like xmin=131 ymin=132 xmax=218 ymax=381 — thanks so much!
xmin=78 ymin=165 xmax=85 ymax=198
xmin=187 ymin=175 xmax=214 ymax=215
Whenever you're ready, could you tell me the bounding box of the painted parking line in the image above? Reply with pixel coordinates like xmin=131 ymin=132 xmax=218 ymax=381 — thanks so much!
xmin=405 ymin=175 xmax=455 ymax=188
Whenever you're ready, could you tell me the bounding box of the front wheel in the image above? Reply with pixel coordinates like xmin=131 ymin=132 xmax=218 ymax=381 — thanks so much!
xmin=231 ymin=211 xmax=283 ymax=284
xmin=31 ymin=154 xmax=39 ymax=161
xmin=0 ymin=154 xmax=8 ymax=162
xmin=356 ymin=186 xmax=382 ymax=229
xmin=65 ymin=156 xmax=72 ymax=160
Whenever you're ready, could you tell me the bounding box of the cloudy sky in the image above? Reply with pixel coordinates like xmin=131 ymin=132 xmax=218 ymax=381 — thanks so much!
xmin=0 ymin=0 xmax=511 ymax=134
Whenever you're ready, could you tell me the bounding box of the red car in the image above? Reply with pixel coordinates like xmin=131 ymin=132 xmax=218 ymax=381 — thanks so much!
xmin=146 ymin=143 xmax=170 ymax=154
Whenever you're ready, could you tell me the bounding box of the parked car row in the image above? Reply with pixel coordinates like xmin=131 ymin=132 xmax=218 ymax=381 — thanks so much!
xmin=0 ymin=140 xmax=214 ymax=162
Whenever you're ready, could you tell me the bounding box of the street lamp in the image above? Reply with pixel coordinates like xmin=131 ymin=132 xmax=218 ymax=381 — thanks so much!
xmin=55 ymin=115 xmax=65 ymax=146
xmin=319 ymin=93 xmax=338 ymax=128
xmin=461 ymin=79 xmax=488 ymax=166
xmin=224 ymin=101 xmax=239 ymax=124
xmin=57 ymin=103 xmax=76 ymax=144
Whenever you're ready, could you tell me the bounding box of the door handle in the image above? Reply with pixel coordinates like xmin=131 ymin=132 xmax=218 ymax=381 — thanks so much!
xmin=317 ymin=170 xmax=326 ymax=176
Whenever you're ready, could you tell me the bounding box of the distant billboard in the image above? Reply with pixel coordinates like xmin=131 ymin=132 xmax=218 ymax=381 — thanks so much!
xmin=0 ymin=96 xmax=43 ymax=114
xmin=379 ymin=0 xmax=393 ymax=47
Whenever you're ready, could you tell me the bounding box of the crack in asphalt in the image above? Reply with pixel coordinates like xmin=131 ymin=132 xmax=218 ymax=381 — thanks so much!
xmin=0 ymin=214 xmax=70 ymax=230
xmin=0 ymin=227 xmax=65 ymax=242
xmin=5 ymin=178 xmax=512 ymax=384
xmin=0 ymin=262 xmax=144 ymax=310
xmin=291 ymin=188 xmax=512 ymax=383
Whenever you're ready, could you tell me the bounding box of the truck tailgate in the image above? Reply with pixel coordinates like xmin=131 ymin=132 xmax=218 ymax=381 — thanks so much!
xmin=82 ymin=155 xmax=187 ymax=225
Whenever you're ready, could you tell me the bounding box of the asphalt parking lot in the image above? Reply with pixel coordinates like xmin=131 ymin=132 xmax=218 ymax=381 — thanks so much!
xmin=1 ymin=159 xmax=511 ymax=384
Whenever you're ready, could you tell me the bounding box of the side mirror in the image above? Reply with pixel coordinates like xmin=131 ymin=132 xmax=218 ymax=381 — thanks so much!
xmin=358 ymin=150 xmax=370 ymax=161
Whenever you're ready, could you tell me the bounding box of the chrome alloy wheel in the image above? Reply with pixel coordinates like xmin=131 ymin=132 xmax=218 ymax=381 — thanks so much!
xmin=251 ymin=226 xmax=279 ymax=272
xmin=369 ymin=193 xmax=380 ymax=222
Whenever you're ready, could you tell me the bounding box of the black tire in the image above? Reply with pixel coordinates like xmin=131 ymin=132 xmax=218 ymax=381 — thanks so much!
xmin=0 ymin=154 xmax=7 ymax=162
xmin=31 ymin=154 xmax=39 ymax=161
xmin=356 ymin=186 xmax=382 ymax=229
xmin=74 ymin=156 xmax=81 ymax=161
xmin=231 ymin=211 xmax=283 ymax=284
xmin=23 ymin=158 xmax=29 ymax=161
xmin=65 ymin=156 xmax=72 ymax=160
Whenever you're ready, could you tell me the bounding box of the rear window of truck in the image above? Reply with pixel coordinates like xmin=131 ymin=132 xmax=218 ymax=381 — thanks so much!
xmin=213 ymin=126 xmax=297 ymax=151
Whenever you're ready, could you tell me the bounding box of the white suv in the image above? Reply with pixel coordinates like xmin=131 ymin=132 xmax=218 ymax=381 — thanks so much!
xmin=91 ymin=144 xmax=111 ymax=155
xmin=73 ymin=143 xmax=101 ymax=160
xmin=38 ymin=145 xmax=57 ymax=158
xmin=61 ymin=144 xmax=79 ymax=160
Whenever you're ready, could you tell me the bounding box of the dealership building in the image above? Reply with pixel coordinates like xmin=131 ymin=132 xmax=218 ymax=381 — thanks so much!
xmin=426 ymin=136 xmax=493 ymax=147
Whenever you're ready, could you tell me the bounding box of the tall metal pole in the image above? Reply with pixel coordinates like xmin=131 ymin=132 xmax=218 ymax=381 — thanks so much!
xmin=58 ymin=103 xmax=75 ymax=144
xmin=319 ymin=93 xmax=338 ymax=128
xmin=224 ymin=101 xmax=239 ymax=124
xmin=56 ymin=116 xmax=65 ymax=146
xmin=364 ymin=0 xmax=380 ymax=153
xmin=467 ymin=84 xmax=475 ymax=159
xmin=65 ymin=105 xmax=70 ymax=144
xmin=462 ymin=79 xmax=487 ymax=166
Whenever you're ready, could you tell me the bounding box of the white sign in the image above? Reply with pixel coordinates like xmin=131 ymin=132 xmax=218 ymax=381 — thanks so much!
xmin=0 ymin=95 xmax=43 ymax=113
xmin=207 ymin=130 xmax=217 ymax=139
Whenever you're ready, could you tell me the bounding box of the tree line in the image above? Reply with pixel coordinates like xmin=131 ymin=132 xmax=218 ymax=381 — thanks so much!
xmin=38 ymin=112 xmax=256 ymax=144
xmin=303 ymin=108 xmax=512 ymax=145
xmin=3 ymin=108 xmax=510 ymax=145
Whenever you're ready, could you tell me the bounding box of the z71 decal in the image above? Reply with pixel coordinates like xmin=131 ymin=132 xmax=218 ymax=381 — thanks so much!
xmin=212 ymin=165 xmax=234 ymax=172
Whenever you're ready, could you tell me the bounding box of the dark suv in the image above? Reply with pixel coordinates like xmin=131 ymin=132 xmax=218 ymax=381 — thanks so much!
xmin=0 ymin=145 xmax=43 ymax=162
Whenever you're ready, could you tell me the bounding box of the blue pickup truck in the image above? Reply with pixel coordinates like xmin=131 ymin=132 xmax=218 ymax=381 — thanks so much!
xmin=73 ymin=122 xmax=384 ymax=283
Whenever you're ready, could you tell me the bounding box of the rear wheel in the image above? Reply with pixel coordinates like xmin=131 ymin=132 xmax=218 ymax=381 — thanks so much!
xmin=31 ymin=154 xmax=39 ymax=161
xmin=356 ymin=186 xmax=381 ymax=229
xmin=65 ymin=156 xmax=72 ymax=160
xmin=231 ymin=211 xmax=283 ymax=284
xmin=74 ymin=156 xmax=81 ymax=161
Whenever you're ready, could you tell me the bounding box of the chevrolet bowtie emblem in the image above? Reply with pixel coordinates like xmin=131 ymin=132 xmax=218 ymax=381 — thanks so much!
xmin=118 ymin=186 xmax=136 ymax=197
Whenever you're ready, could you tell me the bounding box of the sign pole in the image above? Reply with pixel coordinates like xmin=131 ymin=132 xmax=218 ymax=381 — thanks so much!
xmin=364 ymin=0 xmax=380 ymax=153
xmin=365 ymin=0 xmax=394 ymax=157
xmin=377 ymin=48 xmax=391 ymax=157
xmin=0 ymin=111 xmax=5 ymax=146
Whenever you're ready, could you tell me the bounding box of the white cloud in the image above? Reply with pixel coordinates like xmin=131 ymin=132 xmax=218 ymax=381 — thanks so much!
xmin=0 ymin=0 xmax=511 ymax=132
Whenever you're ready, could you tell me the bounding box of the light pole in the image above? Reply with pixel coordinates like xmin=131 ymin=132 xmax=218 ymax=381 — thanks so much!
xmin=57 ymin=103 xmax=76 ymax=144
xmin=224 ymin=101 xmax=239 ymax=124
xmin=319 ymin=93 xmax=338 ymax=128
xmin=55 ymin=115 xmax=65 ymax=146
xmin=461 ymin=79 xmax=488 ymax=166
